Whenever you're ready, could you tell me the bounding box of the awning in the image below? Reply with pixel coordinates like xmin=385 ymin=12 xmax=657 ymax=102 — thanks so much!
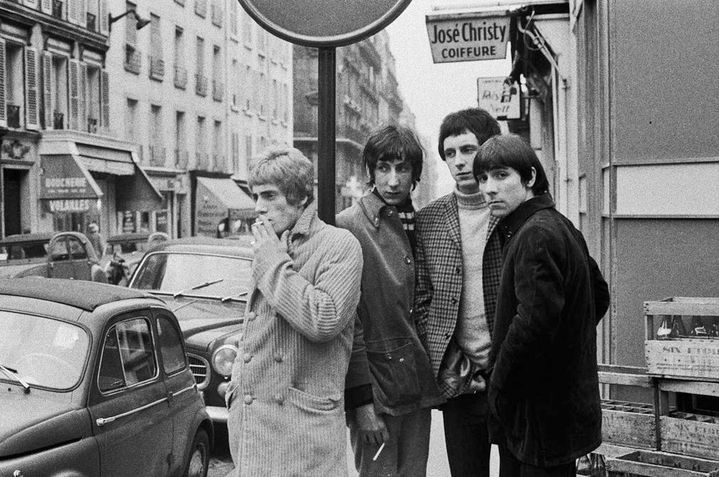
xmin=195 ymin=177 xmax=257 ymax=236
xmin=40 ymin=154 xmax=103 ymax=200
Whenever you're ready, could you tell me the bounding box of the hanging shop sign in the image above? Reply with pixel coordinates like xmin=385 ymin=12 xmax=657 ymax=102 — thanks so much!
xmin=426 ymin=13 xmax=510 ymax=63
xmin=477 ymin=77 xmax=522 ymax=120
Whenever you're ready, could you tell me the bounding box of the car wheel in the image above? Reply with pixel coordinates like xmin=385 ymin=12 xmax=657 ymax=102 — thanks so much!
xmin=184 ymin=429 xmax=210 ymax=477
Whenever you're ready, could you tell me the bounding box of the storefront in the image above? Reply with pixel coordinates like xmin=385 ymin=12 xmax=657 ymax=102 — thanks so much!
xmin=192 ymin=173 xmax=256 ymax=237
xmin=38 ymin=131 xmax=162 ymax=237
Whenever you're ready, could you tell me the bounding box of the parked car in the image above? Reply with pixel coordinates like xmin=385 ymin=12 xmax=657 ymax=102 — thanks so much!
xmin=127 ymin=237 xmax=251 ymax=432
xmin=2 ymin=231 xmax=108 ymax=283
xmin=0 ymin=277 xmax=212 ymax=477
xmin=101 ymin=232 xmax=151 ymax=285
xmin=0 ymin=232 xmax=54 ymax=278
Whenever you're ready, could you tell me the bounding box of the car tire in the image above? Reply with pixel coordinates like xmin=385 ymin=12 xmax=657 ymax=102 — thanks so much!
xmin=184 ymin=428 xmax=210 ymax=477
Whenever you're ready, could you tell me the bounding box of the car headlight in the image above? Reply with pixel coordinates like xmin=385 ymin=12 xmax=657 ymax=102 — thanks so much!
xmin=212 ymin=344 xmax=238 ymax=377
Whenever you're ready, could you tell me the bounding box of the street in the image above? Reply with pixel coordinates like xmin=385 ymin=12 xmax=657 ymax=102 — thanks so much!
xmin=209 ymin=410 xmax=500 ymax=476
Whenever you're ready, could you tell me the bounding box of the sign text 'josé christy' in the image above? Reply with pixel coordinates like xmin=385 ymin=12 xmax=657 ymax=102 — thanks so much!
xmin=426 ymin=14 xmax=510 ymax=63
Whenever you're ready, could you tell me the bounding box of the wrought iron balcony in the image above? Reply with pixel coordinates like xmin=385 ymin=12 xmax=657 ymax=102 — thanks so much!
xmin=7 ymin=104 xmax=20 ymax=128
xmin=149 ymin=56 xmax=165 ymax=81
xmin=124 ymin=47 xmax=141 ymax=74
xmin=212 ymin=80 xmax=224 ymax=101
xmin=53 ymin=111 xmax=64 ymax=130
xmin=86 ymin=12 xmax=96 ymax=32
xmin=174 ymin=65 xmax=188 ymax=89
xmin=195 ymin=74 xmax=208 ymax=97
xmin=87 ymin=117 xmax=98 ymax=133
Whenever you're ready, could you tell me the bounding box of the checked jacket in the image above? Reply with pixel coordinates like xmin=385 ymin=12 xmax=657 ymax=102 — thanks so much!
xmin=414 ymin=192 xmax=503 ymax=398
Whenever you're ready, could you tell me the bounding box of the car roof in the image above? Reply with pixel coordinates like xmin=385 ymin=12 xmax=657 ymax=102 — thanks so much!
xmin=0 ymin=277 xmax=156 ymax=312
xmin=146 ymin=236 xmax=253 ymax=258
xmin=0 ymin=232 xmax=55 ymax=244
xmin=107 ymin=232 xmax=151 ymax=243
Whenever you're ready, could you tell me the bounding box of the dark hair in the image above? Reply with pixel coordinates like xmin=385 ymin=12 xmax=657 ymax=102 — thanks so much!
xmin=363 ymin=125 xmax=424 ymax=186
xmin=437 ymin=108 xmax=501 ymax=161
xmin=473 ymin=134 xmax=550 ymax=196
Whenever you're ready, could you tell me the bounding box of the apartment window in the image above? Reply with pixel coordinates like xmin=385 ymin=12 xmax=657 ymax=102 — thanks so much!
xmin=126 ymin=98 xmax=138 ymax=149
xmin=282 ymin=83 xmax=289 ymax=123
xmin=272 ymin=79 xmax=278 ymax=120
xmin=242 ymin=14 xmax=252 ymax=46
xmin=47 ymin=54 xmax=69 ymax=129
xmin=175 ymin=111 xmax=187 ymax=168
xmin=85 ymin=64 xmax=101 ymax=133
xmin=149 ymin=14 xmax=164 ymax=81
xmin=231 ymin=132 xmax=239 ymax=173
xmin=195 ymin=37 xmax=207 ymax=96
xmin=212 ymin=120 xmax=222 ymax=171
xmin=245 ymin=135 xmax=252 ymax=165
xmin=244 ymin=64 xmax=252 ymax=111
xmin=2 ymin=41 xmax=25 ymax=129
xmin=195 ymin=116 xmax=207 ymax=169
xmin=124 ymin=1 xmax=141 ymax=74
xmin=212 ymin=45 xmax=222 ymax=101
xmin=229 ymin=1 xmax=238 ymax=37
xmin=231 ymin=59 xmax=239 ymax=109
xmin=173 ymin=27 xmax=187 ymax=89
xmin=149 ymin=105 xmax=164 ymax=166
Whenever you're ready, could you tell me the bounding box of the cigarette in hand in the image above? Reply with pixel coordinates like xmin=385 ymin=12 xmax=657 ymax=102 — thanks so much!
xmin=372 ymin=442 xmax=386 ymax=461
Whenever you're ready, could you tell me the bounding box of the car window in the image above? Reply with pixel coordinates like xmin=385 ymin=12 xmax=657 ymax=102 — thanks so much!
xmin=132 ymin=252 xmax=252 ymax=297
xmin=49 ymin=237 xmax=69 ymax=261
xmin=98 ymin=318 xmax=157 ymax=392
xmin=157 ymin=315 xmax=186 ymax=375
xmin=0 ymin=310 xmax=89 ymax=390
xmin=68 ymin=236 xmax=87 ymax=259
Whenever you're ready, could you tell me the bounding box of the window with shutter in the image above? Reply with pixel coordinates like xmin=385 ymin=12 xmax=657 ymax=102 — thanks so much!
xmin=68 ymin=0 xmax=79 ymax=25
xmin=79 ymin=63 xmax=88 ymax=132
xmin=43 ymin=52 xmax=53 ymax=129
xmin=25 ymin=47 xmax=40 ymax=130
xmin=101 ymin=70 xmax=109 ymax=130
xmin=0 ymin=39 xmax=6 ymax=127
xmin=41 ymin=0 xmax=52 ymax=14
xmin=24 ymin=0 xmax=39 ymax=8
xmin=99 ymin=0 xmax=109 ymax=35
xmin=69 ymin=59 xmax=79 ymax=129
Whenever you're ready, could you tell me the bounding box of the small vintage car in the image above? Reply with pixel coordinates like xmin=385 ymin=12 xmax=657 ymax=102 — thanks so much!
xmin=0 ymin=232 xmax=54 ymax=278
xmin=100 ymin=232 xmax=152 ymax=285
xmin=0 ymin=277 xmax=213 ymax=477
xmin=127 ymin=237 xmax=251 ymax=434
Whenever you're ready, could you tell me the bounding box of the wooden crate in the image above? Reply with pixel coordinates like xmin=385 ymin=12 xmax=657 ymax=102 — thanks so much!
xmin=660 ymin=412 xmax=719 ymax=461
xmin=606 ymin=449 xmax=719 ymax=477
xmin=644 ymin=297 xmax=719 ymax=381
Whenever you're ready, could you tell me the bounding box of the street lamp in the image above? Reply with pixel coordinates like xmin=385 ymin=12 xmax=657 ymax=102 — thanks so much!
xmin=108 ymin=9 xmax=150 ymax=32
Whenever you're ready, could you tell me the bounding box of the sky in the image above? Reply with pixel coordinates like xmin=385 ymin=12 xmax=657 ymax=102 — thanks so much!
xmin=383 ymin=0 xmax=512 ymax=193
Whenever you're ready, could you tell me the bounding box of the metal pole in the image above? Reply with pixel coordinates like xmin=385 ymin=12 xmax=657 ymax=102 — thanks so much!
xmin=317 ymin=46 xmax=336 ymax=225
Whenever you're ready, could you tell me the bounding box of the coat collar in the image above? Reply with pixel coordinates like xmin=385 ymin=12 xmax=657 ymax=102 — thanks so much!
xmin=289 ymin=199 xmax=319 ymax=239
xmin=359 ymin=189 xmax=412 ymax=229
xmin=498 ymin=193 xmax=555 ymax=242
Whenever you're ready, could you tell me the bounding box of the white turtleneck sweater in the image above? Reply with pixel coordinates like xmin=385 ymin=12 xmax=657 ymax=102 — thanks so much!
xmin=454 ymin=188 xmax=492 ymax=372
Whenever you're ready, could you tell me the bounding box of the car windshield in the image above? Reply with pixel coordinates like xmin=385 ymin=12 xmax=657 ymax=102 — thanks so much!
xmin=0 ymin=311 xmax=89 ymax=390
xmin=130 ymin=252 xmax=252 ymax=298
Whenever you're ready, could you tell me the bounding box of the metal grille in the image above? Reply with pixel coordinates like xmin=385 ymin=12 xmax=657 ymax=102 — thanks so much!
xmin=188 ymin=354 xmax=210 ymax=390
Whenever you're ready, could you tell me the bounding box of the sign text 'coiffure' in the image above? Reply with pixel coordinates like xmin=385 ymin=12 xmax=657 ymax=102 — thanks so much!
xmin=426 ymin=13 xmax=510 ymax=64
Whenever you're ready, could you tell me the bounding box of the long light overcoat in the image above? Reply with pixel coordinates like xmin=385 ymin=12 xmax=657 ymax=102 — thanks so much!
xmin=227 ymin=202 xmax=363 ymax=476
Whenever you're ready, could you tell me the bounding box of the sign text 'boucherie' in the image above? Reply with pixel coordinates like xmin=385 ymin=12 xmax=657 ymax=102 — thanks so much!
xmin=426 ymin=13 xmax=510 ymax=63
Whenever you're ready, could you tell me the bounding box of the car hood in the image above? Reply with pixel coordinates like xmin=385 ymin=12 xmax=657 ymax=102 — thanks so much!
xmin=158 ymin=297 xmax=244 ymax=352
xmin=0 ymin=391 xmax=91 ymax=458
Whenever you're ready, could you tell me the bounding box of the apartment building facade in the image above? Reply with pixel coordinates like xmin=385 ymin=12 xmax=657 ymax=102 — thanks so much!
xmin=293 ymin=30 xmax=413 ymax=213
xmin=0 ymin=0 xmax=165 ymax=238
xmin=107 ymin=0 xmax=293 ymax=238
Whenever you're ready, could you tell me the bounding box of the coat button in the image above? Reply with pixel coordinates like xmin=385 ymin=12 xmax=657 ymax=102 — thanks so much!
xmin=274 ymin=353 xmax=283 ymax=363
xmin=404 ymin=256 xmax=411 ymax=264
xmin=243 ymin=394 xmax=254 ymax=405
xmin=245 ymin=312 xmax=256 ymax=321
xmin=243 ymin=353 xmax=252 ymax=363
xmin=455 ymin=266 xmax=461 ymax=274
xmin=451 ymin=297 xmax=458 ymax=304
xmin=274 ymin=394 xmax=284 ymax=405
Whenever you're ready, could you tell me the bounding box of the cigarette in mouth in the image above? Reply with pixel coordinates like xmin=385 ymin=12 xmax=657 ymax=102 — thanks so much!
xmin=372 ymin=442 xmax=386 ymax=461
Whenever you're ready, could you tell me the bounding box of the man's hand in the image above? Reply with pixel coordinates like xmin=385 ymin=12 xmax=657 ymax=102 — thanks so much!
xmin=251 ymin=218 xmax=289 ymax=255
xmin=350 ymin=403 xmax=389 ymax=446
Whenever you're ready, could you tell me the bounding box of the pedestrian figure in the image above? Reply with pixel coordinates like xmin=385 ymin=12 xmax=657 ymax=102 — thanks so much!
xmin=338 ymin=125 xmax=442 ymax=476
xmin=86 ymin=222 xmax=105 ymax=258
xmin=414 ymin=108 xmax=503 ymax=476
xmin=225 ymin=147 xmax=363 ymax=476
xmin=474 ymin=134 xmax=610 ymax=477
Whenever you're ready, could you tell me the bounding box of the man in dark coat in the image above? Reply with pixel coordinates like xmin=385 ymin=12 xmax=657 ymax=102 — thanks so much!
xmin=474 ymin=134 xmax=610 ymax=476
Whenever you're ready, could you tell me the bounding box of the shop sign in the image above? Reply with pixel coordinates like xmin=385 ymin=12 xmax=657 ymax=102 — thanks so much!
xmin=46 ymin=199 xmax=92 ymax=213
xmin=40 ymin=155 xmax=99 ymax=199
xmin=155 ymin=210 xmax=169 ymax=233
xmin=426 ymin=13 xmax=510 ymax=63
xmin=477 ymin=77 xmax=521 ymax=119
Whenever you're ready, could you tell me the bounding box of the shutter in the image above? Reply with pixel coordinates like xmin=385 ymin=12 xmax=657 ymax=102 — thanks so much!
xmin=0 ymin=38 xmax=6 ymax=127
xmin=25 ymin=47 xmax=40 ymax=130
xmin=101 ymin=69 xmax=109 ymax=130
xmin=78 ymin=0 xmax=86 ymax=30
xmin=69 ymin=59 xmax=79 ymax=129
xmin=43 ymin=52 xmax=53 ymax=129
xmin=79 ymin=62 xmax=87 ymax=132
xmin=67 ymin=0 xmax=79 ymax=25
xmin=41 ymin=0 xmax=52 ymax=14
xmin=99 ymin=0 xmax=109 ymax=35
xmin=24 ymin=0 xmax=39 ymax=8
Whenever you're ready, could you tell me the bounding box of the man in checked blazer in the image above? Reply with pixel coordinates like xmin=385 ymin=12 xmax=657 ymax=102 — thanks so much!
xmin=414 ymin=108 xmax=503 ymax=476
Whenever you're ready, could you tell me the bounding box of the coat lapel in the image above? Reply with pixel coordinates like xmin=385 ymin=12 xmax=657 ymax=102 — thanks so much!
xmin=444 ymin=195 xmax=462 ymax=248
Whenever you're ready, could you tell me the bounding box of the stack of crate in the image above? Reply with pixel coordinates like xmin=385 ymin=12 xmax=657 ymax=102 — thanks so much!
xmin=601 ymin=297 xmax=719 ymax=477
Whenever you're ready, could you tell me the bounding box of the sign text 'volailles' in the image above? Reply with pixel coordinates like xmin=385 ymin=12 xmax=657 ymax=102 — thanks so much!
xmin=426 ymin=14 xmax=510 ymax=64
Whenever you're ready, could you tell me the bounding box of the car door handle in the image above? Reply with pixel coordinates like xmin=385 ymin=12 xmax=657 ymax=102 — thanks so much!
xmin=170 ymin=383 xmax=197 ymax=399
xmin=96 ymin=396 xmax=169 ymax=427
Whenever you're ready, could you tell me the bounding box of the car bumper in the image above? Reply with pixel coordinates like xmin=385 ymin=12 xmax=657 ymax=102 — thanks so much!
xmin=206 ymin=405 xmax=228 ymax=424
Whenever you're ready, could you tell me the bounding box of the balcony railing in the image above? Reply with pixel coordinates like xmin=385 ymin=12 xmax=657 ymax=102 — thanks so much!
xmin=195 ymin=151 xmax=209 ymax=170
xmin=149 ymin=56 xmax=165 ymax=81
xmin=149 ymin=146 xmax=166 ymax=167
xmin=86 ymin=12 xmax=96 ymax=32
xmin=195 ymin=74 xmax=208 ymax=97
xmin=174 ymin=65 xmax=188 ymax=89
xmin=87 ymin=117 xmax=98 ymax=133
xmin=53 ymin=111 xmax=64 ymax=130
xmin=125 ymin=48 xmax=141 ymax=74
xmin=212 ymin=80 xmax=224 ymax=102
xmin=52 ymin=0 xmax=64 ymax=20
xmin=7 ymin=104 xmax=20 ymax=128
xmin=175 ymin=149 xmax=189 ymax=169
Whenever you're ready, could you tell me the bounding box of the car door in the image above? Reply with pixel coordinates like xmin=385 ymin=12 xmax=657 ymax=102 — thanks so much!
xmin=47 ymin=235 xmax=74 ymax=279
xmin=88 ymin=311 xmax=173 ymax=477
xmin=155 ymin=310 xmax=202 ymax=474
xmin=67 ymin=235 xmax=93 ymax=281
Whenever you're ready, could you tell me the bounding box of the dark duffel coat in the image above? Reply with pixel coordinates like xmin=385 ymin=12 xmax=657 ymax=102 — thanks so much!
xmin=488 ymin=193 xmax=610 ymax=467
